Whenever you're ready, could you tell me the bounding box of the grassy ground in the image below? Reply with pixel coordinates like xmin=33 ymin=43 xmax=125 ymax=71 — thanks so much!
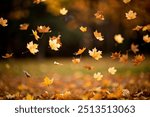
xmin=0 ymin=57 xmax=150 ymax=100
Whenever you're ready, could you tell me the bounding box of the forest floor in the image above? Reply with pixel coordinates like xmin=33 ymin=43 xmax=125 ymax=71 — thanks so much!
xmin=0 ymin=57 xmax=150 ymax=100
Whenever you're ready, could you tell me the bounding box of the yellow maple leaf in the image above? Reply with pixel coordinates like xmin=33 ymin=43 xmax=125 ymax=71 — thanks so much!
xmin=125 ymin=10 xmax=137 ymax=20
xmin=32 ymin=30 xmax=40 ymax=41
xmin=93 ymin=72 xmax=103 ymax=81
xmin=0 ymin=17 xmax=8 ymax=27
xmin=42 ymin=76 xmax=54 ymax=86
xmin=142 ymin=24 xmax=150 ymax=31
xmin=49 ymin=36 xmax=61 ymax=51
xmin=60 ymin=8 xmax=68 ymax=15
xmin=123 ymin=0 xmax=131 ymax=4
xmin=2 ymin=53 xmax=13 ymax=59
xmin=108 ymin=67 xmax=117 ymax=75
xmin=143 ymin=35 xmax=150 ymax=43
xmin=27 ymin=41 xmax=39 ymax=54
xmin=75 ymin=47 xmax=86 ymax=55
xmin=114 ymin=34 xmax=124 ymax=44
xmin=79 ymin=26 xmax=87 ymax=32
xmin=94 ymin=30 xmax=104 ymax=41
xmin=89 ymin=48 xmax=102 ymax=60
xmin=25 ymin=94 xmax=34 ymax=100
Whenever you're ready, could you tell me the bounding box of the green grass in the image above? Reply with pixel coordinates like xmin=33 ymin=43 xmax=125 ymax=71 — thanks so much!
xmin=0 ymin=57 xmax=150 ymax=78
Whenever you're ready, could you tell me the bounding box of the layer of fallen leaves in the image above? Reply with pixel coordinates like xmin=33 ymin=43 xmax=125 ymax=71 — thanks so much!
xmin=0 ymin=72 xmax=150 ymax=100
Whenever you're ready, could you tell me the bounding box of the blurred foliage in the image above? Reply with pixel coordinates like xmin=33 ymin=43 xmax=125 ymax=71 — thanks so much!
xmin=0 ymin=0 xmax=150 ymax=58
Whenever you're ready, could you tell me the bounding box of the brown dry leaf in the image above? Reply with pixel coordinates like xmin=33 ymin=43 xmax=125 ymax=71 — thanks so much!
xmin=131 ymin=43 xmax=139 ymax=54
xmin=119 ymin=54 xmax=128 ymax=63
xmin=132 ymin=25 xmax=143 ymax=31
xmin=0 ymin=17 xmax=8 ymax=27
xmin=55 ymin=91 xmax=71 ymax=100
xmin=94 ymin=11 xmax=104 ymax=20
xmin=72 ymin=58 xmax=80 ymax=64
xmin=107 ymin=86 xmax=123 ymax=99
xmin=23 ymin=70 xmax=31 ymax=78
xmin=37 ymin=25 xmax=51 ymax=33
xmin=75 ymin=47 xmax=86 ymax=55
xmin=83 ymin=65 xmax=94 ymax=70
xmin=20 ymin=23 xmax=29 ymax=30
xmin=94 ymin=30 xmax=104 ymax=41
xmin=2 ymin=53 xmax=13 ymax=59
xmin=111 ymin=52 xmax=121 ymax=60
xmin=125 ymin=10 xmax=137 ymax=20
xmin=143 ymin=35 xmax=150 ymax=43
xmin=132 ymin=54 xmax=145 ymax=65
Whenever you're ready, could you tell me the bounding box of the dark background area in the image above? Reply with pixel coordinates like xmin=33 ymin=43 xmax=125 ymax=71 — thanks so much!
xmin=0 ymin=0 xmax=150 ymax=58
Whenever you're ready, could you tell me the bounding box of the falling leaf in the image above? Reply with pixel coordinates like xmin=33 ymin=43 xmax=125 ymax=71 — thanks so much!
xmin=79 ymin=26 xmax=87 ymax=32
xmin=94 ymin=11 xmax=104 ymax=20
xmin=49 ymin=35 xmax=61 ymax=51
xmin=42 ymin=76 xmax=54 ymax=86
xmin=94 ymin=30 xmax=104 ymax=41
xmin=2 ymin=53 xmax=13 ymax=59
xmin=60 ymin=8 xmax=68 ymax=15
xmin=111 ymin=52 xmax=121 ymax=60
xmin=93 ymin=72 xmax=103 ymax=81
xmin=75 ymin=47 xmax=86 ymax=55
xmin=108 ymin=67 xmax=117 ymax=75
xmin=72 ymin=58 xmax=80 ymax=64
xmin=123 ymin=0 xmax=131 ymax=4
xmin=54 ymin=61 xmax=63 ymax=66
xmin=0 ymin=17 xmax=8 ymax=27
xmin=27 ymin=41 xmax=39 ymax=54
xmin=37 ymin=25 xmax=51 ymax=33
xmin=25 ymin=94 xmax=34 ymax=100
xmin=125 ymin=10 xmax=137 ymax=20
xmin=132 ymin=54 xmax=145 ymax=65
xmin=132 ymin=25 xmax=143 ymax=31
xmin=19 ymin=23 xmax=29 ymax=30
xmin=142 ymin=24 xmax=150 ymax=31
xmin=23 ymin=70 xmax=31 ymax=78
xmin=33 ymin=0 xmax=46 ymax=4
xmin=32 ymin=30 xmax=40 ymax=41
xmin=114 ymin=34 xmax=124 ymax=44
xmin=119 ymin=54 xmax=128 ymax=63
xmin=89 ymin=48 xmax=102 ymax=60
xmin=131 ymin=43 xmax=139 ymax=54
xmin=83 ymin=65 xmax=94 ymax=70
xmin=143 ymin=35 xmax=150 ymax=43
